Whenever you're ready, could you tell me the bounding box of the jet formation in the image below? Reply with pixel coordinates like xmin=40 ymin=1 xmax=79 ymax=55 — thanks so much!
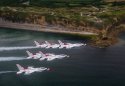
xmin=34 ymin=40 xmax=86 ymax=49
xmin=26 ymin=51 xmax=69 ymax=61
xmin=15 ymin=40 xmax=86 ymax=75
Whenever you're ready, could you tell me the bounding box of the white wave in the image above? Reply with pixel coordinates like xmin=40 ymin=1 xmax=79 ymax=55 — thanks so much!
xmin=0 ymin=57 xmax=26 ymax=62
xmin=0 ymin=46 xmax=37 ymax=51
xmin=0 ymin=71 xmax=17 ymax=74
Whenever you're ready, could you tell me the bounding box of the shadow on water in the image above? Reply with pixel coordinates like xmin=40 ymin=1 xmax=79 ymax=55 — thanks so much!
xmin=112 ymin=32 xmax=125 ymax=47
xmin=118 ymin=32 xmax=125 ymax=41
xmin=0 ymin=27 xmax=90 ymax=41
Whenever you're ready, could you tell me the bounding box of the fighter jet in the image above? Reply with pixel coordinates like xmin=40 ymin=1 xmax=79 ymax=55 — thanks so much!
xmin=26 ymin=51 xmax=41 ymax=59
xmin=45 ymin=41 xmax=60 ymax=49
xmin=58 ymin=40 xmax=74 ymax=49
xmin=39 ymin=51 xmax=55 ymax=57
xmin=58 ymin=40 xmax=86 ymax=49
xmin=16 ymin=64 xmax=49 ymax=75
xmin=34 ymin=41 xmax=47 ymax=48
xmin=39 ymin=51 xmax=69 ymax=61
xmin=72 ymin=43 xmax=86 ymax=47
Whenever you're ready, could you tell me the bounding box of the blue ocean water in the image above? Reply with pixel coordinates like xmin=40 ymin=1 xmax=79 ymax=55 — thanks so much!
xmin=0 ymin=27 xmax=125 ymax=86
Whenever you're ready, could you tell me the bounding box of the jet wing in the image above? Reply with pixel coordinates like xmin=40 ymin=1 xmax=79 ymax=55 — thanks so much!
xmin=17 ymin=71 xmax=24 ymax=74
xmin=47 ymin=57 xmax=55 ymax=61
xmin=24 ymin=70 xmax=34 ymax=75
xmin=40 ymin=57 xmax=46 ymax=61
xmin=27 ymin=56 xmax=33 ymax=59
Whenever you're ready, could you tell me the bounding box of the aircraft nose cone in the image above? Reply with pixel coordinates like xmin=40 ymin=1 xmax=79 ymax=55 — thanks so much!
xmin=47 ymin=68 xmax=50 ymax=71
xmin=67 ymin=55 xmax=69 ymax=57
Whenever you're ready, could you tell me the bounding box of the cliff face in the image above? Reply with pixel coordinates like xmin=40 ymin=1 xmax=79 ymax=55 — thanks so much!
xmin=45 ymin=15 xmax=97 ymax=32
xmin=0 ymin=11 xmax=99 ymax=33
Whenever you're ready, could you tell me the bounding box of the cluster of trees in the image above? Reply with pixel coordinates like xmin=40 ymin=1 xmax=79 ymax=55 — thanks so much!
xmin=0 ymin=10 xmax=45 ymax=24
xmin=1 ymin=0 xmax=125 ymax=7
xmin=0 ymin=0 xmax=125 ymax=7
xmin=0 ymin=0 xmax=103 ymax=7
xmin=30 ymin=0 xmax=102 ymax=7
xmin=0 ymin=0 xmax=28 ymax=6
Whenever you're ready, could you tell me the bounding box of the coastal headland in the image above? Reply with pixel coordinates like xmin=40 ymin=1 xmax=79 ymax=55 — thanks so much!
xmin=0 ymin=0 xmax=125 ymax=47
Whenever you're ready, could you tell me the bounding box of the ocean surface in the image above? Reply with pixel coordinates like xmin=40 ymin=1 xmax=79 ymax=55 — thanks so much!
xmin=0 ymin=27 xmax=125 ymax=86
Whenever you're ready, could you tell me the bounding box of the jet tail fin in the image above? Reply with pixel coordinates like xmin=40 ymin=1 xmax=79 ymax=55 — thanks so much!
xmin=45 ymin=41 xmax=51 ymax=45
xmin=26 ymin=50 xmax=33 ymax=57
xmin=16 ymin=64 xmax=24 ymax=71
xmin=34 ymin=41 xmax=40 ymax=47
xmin=39 ymin=51 xmax=46 ymax=57
xmin=58 ymin=40 xmax=64 ymax=45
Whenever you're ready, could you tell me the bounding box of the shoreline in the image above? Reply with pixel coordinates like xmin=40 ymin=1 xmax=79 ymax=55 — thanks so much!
xmin=0 ymin=19 xmax=97 ymax=37
xmin=1 ymin=19 xmax=124 ymax=48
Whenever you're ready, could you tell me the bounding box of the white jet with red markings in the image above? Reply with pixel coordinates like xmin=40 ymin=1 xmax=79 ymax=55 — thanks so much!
xmin=16 ymin=64 xmax=49 ymax=75
xmin=39 ymin=51 xmax=55 ymax=57
xmin=26 ymin=50 xmax=41 ymax=59
xmin=34 ymin=41 xmax=47 ymax=48
xmin=39 ymin=51 xmax=69 ymax=61
xmin=58 ymin=40 xmax=86 ymax=49
xmin=45 ymin=41 xmax=60 ymax=49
